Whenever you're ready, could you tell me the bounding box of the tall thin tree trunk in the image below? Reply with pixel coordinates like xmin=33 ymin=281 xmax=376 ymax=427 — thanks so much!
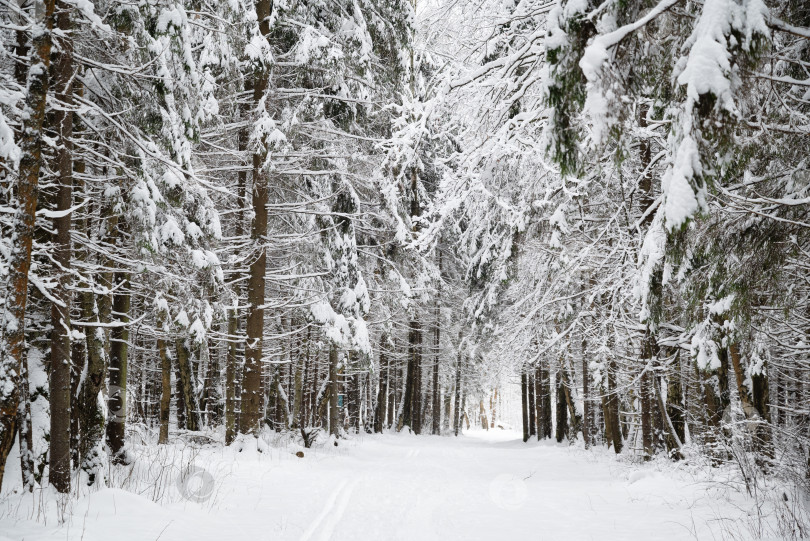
xmin=641 ymin=367 xmax=653 ymax=460
xmin=665 ymin=351 xmax=686 ymax=448
xmin=700 ymin=323 xmax=731 ymax=455
xmin=555 ymin=371 xmax=569 ymax=443
xmin=521 ymin=371 xmax=529 ymax=442
xmin=158 ymin=338 xmax=171 ymax=444
xmin=528 ymin=373 xmax=536 ymax=437
xmin=77 ymin=286 xmax=106 ymax=479
xmin=329 ymin=345 xmax=340 ymax=438
xmin=432 ymin=355 xmax=440 ymax=436
xmin=12 ymin=5 xmax=34 ymax=491
xmin=729 ymin=343 xmax=771 ymax=457
xmin=387 ymin=353 xmax=396 ymax=429
xmin=432 ymin=254 xmax=441 ymax=435
xmin=292 ymin=329 xmax=305 ymax=430
xmin=453 ymin=348 xmax=462 ymax=437
xmin=403 ymin=320 xmax=422 ymax=433
xmin=606 ymin=359 xmax=622 ymax=453
xmin=106 ymin=272 xmax=130 ymax=463
xmin=0 ymin=0 xmax=57 ymax=492
xmin=479 ymin=400 xmax=488 ymax=430
xmin=17 ymin=343 xmax=34 ymax=491
xmin=582 ymin=342 xmax=590 ymax=448
xmin=241 ymin=0 xmax=271 ymax=437
xmin=490 ymin=388 xmax=498 ymax=429
xmin=175 ymin=339 xmax=199 ymax=432
xmin=48 ymin=0 xmax=74 ymax=492
xmin=374 ymin=344 xmax=388 ymax=433
xmin=225 ymin=299 xmax=239 ymax=443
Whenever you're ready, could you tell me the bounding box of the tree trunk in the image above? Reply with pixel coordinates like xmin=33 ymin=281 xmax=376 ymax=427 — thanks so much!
xmin=453 ymin=348 xmax=462 ymax=437
xmin=582 ymin=343 xmax=590 ymax=448
xmin=641 ymin=367 xmax=653 ymax=460
xmin=17 ymin=343 xmax=35 ymax=491
xmin=292 ymin=330 xmax=305 ymax=429
xmin=374 ymin=344 xmax=388 ymax=433
xmin=106 ymin=272 xmax=130 ymax=464
xmin=0 ymin=0 xmax=57 ymax=492
xmin=241 ymin=0 xmax=271 ymax=437
xmin=666 ymin=354 xmax=685 ymax=447
xmin=225 ymin=299 xmax=239 ymax=442
xmin=432 ymin=260 xmax=441 ymax=435
xmin=48 ymin=1 xmax=75 ymax=491
xmin=653 ymin=368 xmax=684 ymax=459
xmin=349 ymin=372 xmax=360 ymax=433
xmin=432 ymin=355 xmax=440 ymax=435
xmin=560 ymin=361 xmax=582 ymax=438
xmin=490 ymin=389 xmax=497 ymax=429
xmin=700 ymin=331 xmax=731 ymax=455
xmin=329 ymin=345 xmax=340 ymax=437
xmin=521 ymin=371 xmax=529 ymax=442
xmin=606 ymin=359 xmax=622 ymax=453
xmin=555 ymin=372 xmax=569 ymax=443
xmin=536 ymin=363 xmax=552 ymax=440
xmin=729 ymin=343 xmax=772 ymax=458
xmin=77 ymin=285 xmax=106 ymax=480
xmin=402 ymin=319 xmax=422 ymax=434
xmin=151 ymin=338 xmax=167 ymax=445
xmin=175 ymin=339 xmax=199 ymax=431
xmin=528 ymin=373 xmax=536 ymax=437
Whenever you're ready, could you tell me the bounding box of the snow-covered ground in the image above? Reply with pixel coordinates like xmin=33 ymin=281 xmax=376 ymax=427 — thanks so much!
xmin=0 ymin=429 xmax=782 ymax=540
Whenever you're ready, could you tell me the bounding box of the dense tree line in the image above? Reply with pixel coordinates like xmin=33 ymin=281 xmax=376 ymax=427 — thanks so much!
xmin=0 ymin=0 xmax=809 ymax=512
xmin=427 ymin=0 xmax=810 ymax=490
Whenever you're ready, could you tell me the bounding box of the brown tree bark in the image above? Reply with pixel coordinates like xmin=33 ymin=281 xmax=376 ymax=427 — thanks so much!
xmin=47 ymin=0 xmax=75 ymax=492
xmin=605 ymin=359 xmax=623 ymax=453
xmin=555 ymin=371 xmax=569 ymax=443
xmin=521 ymin=371 xmax=529 ymax=442
xmin=291 ymin=327 xmax=305 ymax=430
xmin=411 ymin=320 xmax=422 ymax=434
xmin=76 ymin=235 xmax=107 ymax=479
xmin=175 ymin=339 xmax=199 ymax=432
xmin=11 ymin=5 xmax=34 ymax=492
xmin=582 ymin=344 xmax=590 ymax=448
xmin=528 ymin=372 xmax=536 ymax=437
xmin=453 ymin=346 xmax=462 ymax=437
xmin=157 ymin=338 xmax=171 ymax=444
xmin=560 ymin=360 xmax=582 ymax=437
xmin=536 ymin=363 xmax=552 ymax=440
xmin=329 ymin=345 xmax=340 ymax=437
xmin=432 ymin=338 xmax=440 ymax=435
xmin=641 ymin=367 xmax=653 ymax=460
xmin=388 ymin=357 xmax=397 ymax=430
xmin=490 ymin=389 xmax=498 ymax=429
xmin=0 ymin=0 xmax=57 ymax=492
xmin=240 ymin=0 xmax=271 ymax=437
xmin=106 ymin=272 xmax=130 ymax=463
xmin=479 ymin=400 xmax=488 ymax=430
xmin=729 ymin=343 xmax=771 ymax=457
xmin=401 ymin=320 xmax=422 ymax=433
xmin=374 ymin=340 xmax=388 ymax=433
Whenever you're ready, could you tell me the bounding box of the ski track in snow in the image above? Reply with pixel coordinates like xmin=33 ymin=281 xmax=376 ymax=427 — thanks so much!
xmin=300 ymin=479 xmax=359 ymax=541
xmin=0 ymin=430 xmax=766 ymax=540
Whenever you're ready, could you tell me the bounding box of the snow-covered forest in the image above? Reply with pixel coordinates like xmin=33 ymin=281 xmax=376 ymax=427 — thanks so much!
xmin=0 ymin=0 xmax=809 ymax=538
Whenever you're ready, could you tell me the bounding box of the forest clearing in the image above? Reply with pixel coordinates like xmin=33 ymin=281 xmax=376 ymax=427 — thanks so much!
xmin=0 ymin=428 xmax=785 ymax=540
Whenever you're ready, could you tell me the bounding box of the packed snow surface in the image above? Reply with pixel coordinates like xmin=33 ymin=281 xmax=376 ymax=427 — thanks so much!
xmin=0 ymin=430 xmax=772 ymax=540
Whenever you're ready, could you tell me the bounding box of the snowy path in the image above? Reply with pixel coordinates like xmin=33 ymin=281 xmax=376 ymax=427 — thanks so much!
xmin=1 ymin=430 xmax=758 ymax=540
